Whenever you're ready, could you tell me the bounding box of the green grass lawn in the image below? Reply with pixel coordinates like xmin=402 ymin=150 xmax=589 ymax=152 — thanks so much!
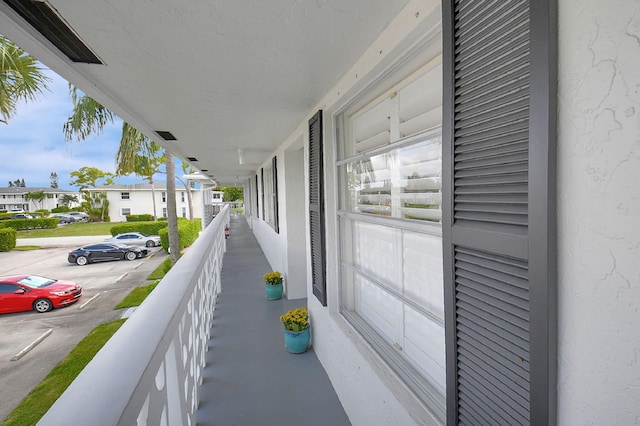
xmin=16 ymin=222 xmax=115 ymax=238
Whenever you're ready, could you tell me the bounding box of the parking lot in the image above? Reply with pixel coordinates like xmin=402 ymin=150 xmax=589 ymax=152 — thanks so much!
xmin=0 ymin=238 xmax=167 ymax=421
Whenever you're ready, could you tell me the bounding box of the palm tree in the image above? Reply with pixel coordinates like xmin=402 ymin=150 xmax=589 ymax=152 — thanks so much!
xmin=0 ymin=35 xmax=50 ymax=124
xmin=24 ymin=190 xmax=46 ymax=210
xmin=115 ymin=123 xmax=162 ymax=220
xmin=64 ymin=89 xmax=181 ymax=263
xmin=60 ymin=194 xmax=79 ymax=208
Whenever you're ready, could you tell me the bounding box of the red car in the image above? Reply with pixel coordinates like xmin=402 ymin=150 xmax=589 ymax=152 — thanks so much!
xmin=0 ymin=275 xmax=83 ymax=314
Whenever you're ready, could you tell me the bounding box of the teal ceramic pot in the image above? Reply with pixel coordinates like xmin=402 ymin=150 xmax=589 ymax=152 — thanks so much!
xmin=264 ymin=283 xmax=283 ymax=300
xmin=284 ymin=327 xmax=311 ymax=353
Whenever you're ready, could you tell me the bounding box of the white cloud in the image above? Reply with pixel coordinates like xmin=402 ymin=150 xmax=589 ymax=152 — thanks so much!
xmin=0 ymin=69 xmax=152 ymax=189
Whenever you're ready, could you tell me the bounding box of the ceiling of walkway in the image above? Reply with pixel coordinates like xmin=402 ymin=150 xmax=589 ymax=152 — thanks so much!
xmin=0 ymin=0 xmax=409 ymax=185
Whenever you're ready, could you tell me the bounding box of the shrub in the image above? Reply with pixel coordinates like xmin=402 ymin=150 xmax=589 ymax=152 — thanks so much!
xmin=0 ymin=218 xmax=58 ymax=231
xmin=126 ymin=214 xmax=153 ymax=222
xmin=51 ymin=206 xmax=70 ymax=213
xmin=109 ymin=221 xmax=168 ymax=236
xmin=0 ymin=228 xmax=17 ymax=251
xmin=158 ymin=219 xmax=201 ymax=252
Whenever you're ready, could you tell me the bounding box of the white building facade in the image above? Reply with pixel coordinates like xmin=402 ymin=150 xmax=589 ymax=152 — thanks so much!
xmin=245 ymin=1 xmax=640 ymax=425
xmin=0 ymin=187 xmax=81 ymax=212
xmin=2 ymin=0 xmax=638 ymax=424
xmin=88 ymin=184 xmax=204 ymax=222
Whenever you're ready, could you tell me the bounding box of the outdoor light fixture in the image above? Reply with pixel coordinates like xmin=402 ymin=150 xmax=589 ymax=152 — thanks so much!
xmin=238 ymin=149 xmax=246 ymax=165
xmin=155 ymin=131 xmax=177 ymax=141
xmin=187 ymin=157 xmax=198 ymax=162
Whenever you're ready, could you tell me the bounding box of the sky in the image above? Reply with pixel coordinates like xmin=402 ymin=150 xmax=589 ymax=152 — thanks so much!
xmin=0 ymin=68 xmax=152 ymax=190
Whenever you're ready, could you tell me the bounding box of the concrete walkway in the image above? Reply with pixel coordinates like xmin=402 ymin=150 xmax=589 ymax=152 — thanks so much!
xmin=196 ymin=216 xmax=351 ymax=426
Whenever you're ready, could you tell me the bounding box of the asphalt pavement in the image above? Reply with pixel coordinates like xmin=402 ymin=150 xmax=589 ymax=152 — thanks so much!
xmin=0 ymin=237 xmax=167 ymax=422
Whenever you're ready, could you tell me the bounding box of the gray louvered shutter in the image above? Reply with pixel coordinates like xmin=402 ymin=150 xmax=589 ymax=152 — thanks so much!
xmin=442 ymin=1 xmax=557 ymax=425
xmin=309 ymin=110 xmax=327 ymax=306
xmin=272 ymin=155 xmax=279 ymax=233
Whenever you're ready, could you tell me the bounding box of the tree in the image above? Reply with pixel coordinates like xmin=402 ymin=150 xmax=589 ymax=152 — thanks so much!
xmin=115 ymin=124 xmax=163 ymax=219
xmin=25 ymin=190 xmax=46 ymax=210
xmin=177 ymin=160 xmax=195 ymax=220
xmin=218 ymin=187 xmax=243 ymax=202
xmin=60 ymin=194 xmax=79 ymax=207
xmin=65 ymin=90 xmax=181 ymax=262
xmin=0 ymin=35 xmax=50 ymax=124
xmin=50 ymin=172 xmax=58 ymax=188
xmin=69 ymin=166 xmax=115 ymax=191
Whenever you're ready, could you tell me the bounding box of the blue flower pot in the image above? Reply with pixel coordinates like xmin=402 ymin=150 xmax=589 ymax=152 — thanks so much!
xmin=265 ymin=283 xmax=283 ymax=300
xmin=284 ymin=328 xmax=311 ymax=353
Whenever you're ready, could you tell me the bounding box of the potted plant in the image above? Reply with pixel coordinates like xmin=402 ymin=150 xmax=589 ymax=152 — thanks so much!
xmin=263 ymin=271 xmax=283 ymax=300
xmin=280 ymin=307 xmax=310 ymax=353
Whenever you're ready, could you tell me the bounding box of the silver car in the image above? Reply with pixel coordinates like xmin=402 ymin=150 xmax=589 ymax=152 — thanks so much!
xmin=104 ymin=232 xmax=161 ymax=247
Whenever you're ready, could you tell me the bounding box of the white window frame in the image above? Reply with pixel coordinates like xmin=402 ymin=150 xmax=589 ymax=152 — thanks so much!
xmin=121 ymin=192 xmax=130 ymax=200
xmin=336 ymin=43 xmax=446 ymax=417
xmin=162 ymin=192 xmax=166 ymax=203
xmin=121 ymin=208 xmax=131 ymax=216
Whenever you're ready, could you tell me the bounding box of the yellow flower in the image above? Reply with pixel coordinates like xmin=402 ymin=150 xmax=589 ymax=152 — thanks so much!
xmin=263 ymin=271 xmax=283 ymax=285
xmin=280 ymin=308 xmax=309 ymax=332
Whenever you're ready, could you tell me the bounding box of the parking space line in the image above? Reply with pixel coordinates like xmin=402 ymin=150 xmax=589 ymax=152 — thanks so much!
xmin=11 ymin=329 xmax=53 ymax=361
xmin=116 ymin=272 xmax=128 ymax=282
xmin=134 ymin=261 xmax=144 ymax=269
xmin=79 ymin=292 xmax=101 ymax=309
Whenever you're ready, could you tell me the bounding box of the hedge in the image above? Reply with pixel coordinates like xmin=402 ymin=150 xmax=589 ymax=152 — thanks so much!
xmin=126 ymin=214 xmax=154 ymax=222
xmin=0 ymin=228 xmax=17 ymax=251
xmin=158 ymin=219 xmax=201 ymax=252
xmin=0 ymin=218 xmax=58 ymax=231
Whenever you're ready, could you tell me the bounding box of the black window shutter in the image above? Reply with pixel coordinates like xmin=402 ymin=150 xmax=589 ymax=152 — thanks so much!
xmin=442 ymin=1 xmax=557 ymax=425
xmin=308 ymin=110 xmax=327 ymax=306
xmin=273 ymin=155 xmax=279 ymax=233
xmin=261 ymin=168 xmax=265 ymax=220
xmin=255 ymin=174 xmax=259 ymax=218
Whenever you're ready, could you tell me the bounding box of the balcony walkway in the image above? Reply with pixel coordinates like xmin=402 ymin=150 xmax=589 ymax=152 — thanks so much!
xmin=196 ymin=216 xmax=351 ymax=426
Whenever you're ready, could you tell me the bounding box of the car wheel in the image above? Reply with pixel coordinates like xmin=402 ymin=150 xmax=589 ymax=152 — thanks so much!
xmin=34 ymin=298 xmax=53 ymax=313
xmin=125 ymin=251 xmax=137 ymax=261
xmin=146 ymin=241 xmax=155 ymax=247
xmin=76 ymin=255 xmax=88 ymax=266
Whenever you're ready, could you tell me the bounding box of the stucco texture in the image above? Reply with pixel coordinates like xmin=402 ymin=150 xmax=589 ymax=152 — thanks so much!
xmin=557 ymin=1 xmax=640 ymax=424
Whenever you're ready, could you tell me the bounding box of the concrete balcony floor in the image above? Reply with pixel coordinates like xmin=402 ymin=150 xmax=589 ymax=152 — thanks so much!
xmin=197 ymin=216 xmax=351 ymax=426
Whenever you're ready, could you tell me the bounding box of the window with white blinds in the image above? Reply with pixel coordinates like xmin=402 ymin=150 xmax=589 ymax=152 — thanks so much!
xmin=338 ymin=50 xmax=446 ymax=417
xmin=341 ymin=59 xmax=443 ymax=224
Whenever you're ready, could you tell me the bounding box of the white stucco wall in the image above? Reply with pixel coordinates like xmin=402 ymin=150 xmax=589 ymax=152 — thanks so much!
xmin=557 ymin=1 xmax=640 ymax=424
xmin=100 ymin=187 xmax=203 ymax=222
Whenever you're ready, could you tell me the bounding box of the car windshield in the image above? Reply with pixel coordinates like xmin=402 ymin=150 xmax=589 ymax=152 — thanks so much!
xmin=18 ymin=275 xmax=56 ymax=288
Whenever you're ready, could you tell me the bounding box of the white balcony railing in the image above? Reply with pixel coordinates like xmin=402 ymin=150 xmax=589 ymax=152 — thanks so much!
xmin=38 ymin=205 xmax=230 ymax=426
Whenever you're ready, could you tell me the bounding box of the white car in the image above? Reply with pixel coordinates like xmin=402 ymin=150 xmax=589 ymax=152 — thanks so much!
xmin=67 ymin=212 xmax=89 ymax=222
xmin=105 ymin=232 xmax=161 ymax=247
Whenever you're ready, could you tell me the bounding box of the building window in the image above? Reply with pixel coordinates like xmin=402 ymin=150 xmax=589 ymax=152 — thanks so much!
xmin=121 ymin=208 xmax=131 ymax=216
xmin=162 ymin=192 xmax=166 ymax=203
xmin=181 ymin=192 xmax=185 ymax=202
xmin=337 ymin=47 xmax=445 ymax=410
xmin=181 ymin=207 xmax=186 ymax=218
xmin=162 ymin=207 xmax=167 ymax=217
xmin=47 ymin=194 xmax=54 ymax=199
xmin=121 ymin=192 xmax=130 ymax=200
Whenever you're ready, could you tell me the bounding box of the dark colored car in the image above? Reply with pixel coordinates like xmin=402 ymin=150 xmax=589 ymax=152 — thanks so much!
xmin=0 ymin=275 xmax=83 ymax=314
xmin=49 ymin=213 xmax=75 ymax=224
xmin=67 ymin=212 xmax=89 ymax=222
xmin=68 ymin=243 xmax=149 ymax=266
